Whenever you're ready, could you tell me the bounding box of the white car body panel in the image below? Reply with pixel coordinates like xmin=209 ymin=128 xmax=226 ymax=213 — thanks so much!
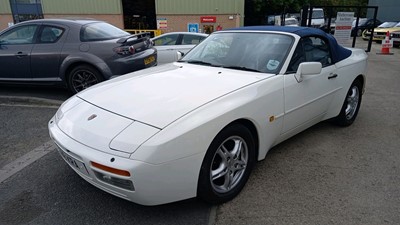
xmin=49 ymin=28 xmax=368 ymax=205
xmin=49 ymin=123 xmax=203 ymax=205
xmin=77 ymin=63 xmax=265 ymax=129
xmin=155 ymin=44 xmax=195 ymax=64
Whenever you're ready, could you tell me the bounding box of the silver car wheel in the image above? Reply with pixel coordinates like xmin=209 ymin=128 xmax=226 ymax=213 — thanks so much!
xmin=345 ymin=85 xmax=359 ymax=120
xmin=210 ymin=136 xmax=248 ymax=193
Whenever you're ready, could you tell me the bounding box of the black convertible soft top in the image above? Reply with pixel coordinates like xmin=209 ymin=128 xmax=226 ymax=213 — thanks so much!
xmin=227 ymin=26 xmax=352 ymax=64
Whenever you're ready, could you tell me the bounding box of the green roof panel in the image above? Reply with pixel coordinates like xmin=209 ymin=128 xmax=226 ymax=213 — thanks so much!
xmin=42 ymin=0 xmax=122 ymax=14
xmin=0 ymin=0 xmax=11 ymax=14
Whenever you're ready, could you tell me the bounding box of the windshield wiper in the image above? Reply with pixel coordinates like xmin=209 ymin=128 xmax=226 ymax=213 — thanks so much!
xmin=182 ymin=60 xmax=213 ymax=66
xmin=222 ymin=66 xmax=261 ymax=73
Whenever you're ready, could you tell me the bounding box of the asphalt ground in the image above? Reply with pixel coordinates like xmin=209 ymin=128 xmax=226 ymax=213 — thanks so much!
xmin=0 ymin=39 xmax=399 ymax=225
xmin=0 ymin=97 xmax=212 ymax=225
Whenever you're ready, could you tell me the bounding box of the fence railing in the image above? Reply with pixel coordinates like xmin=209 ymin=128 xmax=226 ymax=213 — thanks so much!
xmin=124 ymin=29 xmax=162 ymax=38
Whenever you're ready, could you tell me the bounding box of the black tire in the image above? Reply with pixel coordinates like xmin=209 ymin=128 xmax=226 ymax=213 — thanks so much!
xmin=67 ymin=65 xmax=103 ymax=94
xmin=197 ymin=123 xmax=256 ymax=204
xmin=357 ymin=29 xmax=362 ymax=37
xmin=333 ymin=79 xmax=362 ymax=126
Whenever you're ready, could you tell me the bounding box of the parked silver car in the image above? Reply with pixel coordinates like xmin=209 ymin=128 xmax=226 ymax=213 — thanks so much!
xmin=0 ymin=19 xmax=157 ymax=93
xmin=152 ymin=32 xmax=208 ymax=64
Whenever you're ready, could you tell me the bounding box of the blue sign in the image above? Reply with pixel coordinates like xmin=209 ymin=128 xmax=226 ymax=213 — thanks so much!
xmin=187 ymin=23 xmax=199 ymax=33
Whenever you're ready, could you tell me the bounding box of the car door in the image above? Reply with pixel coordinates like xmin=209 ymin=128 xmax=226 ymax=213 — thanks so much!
xmin=0 ymin=24 xmax=39 ymax=79
xmin=282 ymin=36 xmax=339 ymax=135
xmin=30 ymin=25 xmax=66 ymax=80
xmin=153 ymin=33 xmax=180 ymax=64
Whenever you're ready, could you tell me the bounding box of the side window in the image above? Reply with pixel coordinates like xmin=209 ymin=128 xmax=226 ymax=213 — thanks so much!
xmin=182 ymin=34 xmax=203 ymax=45
xmin=287 ymin=40 xmax=306 ymax=73
xmin=0 ymin=25 xmax=38 ymax=45
xmin=153 ymin=34 xmax=179 ymax=46
xmin=39 ymin=26 xmax=64 ymax=43
xmin=302 ymin=36 xmax=332 ymax=67
xmin=287 ymin=36 xmax=332 ymax=73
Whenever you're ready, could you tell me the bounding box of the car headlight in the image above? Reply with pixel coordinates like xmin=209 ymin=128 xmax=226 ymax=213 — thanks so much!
xmin=55 ymin=96 xmax=83 ymax=123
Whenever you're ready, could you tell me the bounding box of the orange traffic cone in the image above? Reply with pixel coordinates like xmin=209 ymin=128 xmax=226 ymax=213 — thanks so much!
xmin=377 ymin=31 xmax=394 ymax=55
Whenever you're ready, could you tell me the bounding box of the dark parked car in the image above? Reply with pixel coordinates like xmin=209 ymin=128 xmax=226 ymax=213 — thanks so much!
xmin=351 ymin=18 xmax=382 ymax=37
xmin=0 ymin=19 xmax=157 ymax=93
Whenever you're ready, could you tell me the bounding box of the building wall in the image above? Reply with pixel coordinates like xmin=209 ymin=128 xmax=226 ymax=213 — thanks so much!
xmin=156 ymin=0 xmax=244 ymax=15
xmin=157 ymin=14 xmax=240 ymax=33
xmin=368 ymin=0 xmax=400 ymax=21
xmin=0 ymin=0 xmax=11 ymax=14
xmin=42 ymin=0 xmax=124 ymax=28
xmin=155 ymin=0 xmax=245 ymax=33
xmin=44 ymin=14 xmax=124 ymax=28
xmin=0 ymin=0 xmax=124 ymax=30
xmin=0 ymin=0 xmax=12 ymax=30
xmin=1 ymin=0 xmax=247 ymax=32
xmin=41 ymin=0 xmax=122 ymax=14
xmin=0 ymin=14 xmax=13 ymax=30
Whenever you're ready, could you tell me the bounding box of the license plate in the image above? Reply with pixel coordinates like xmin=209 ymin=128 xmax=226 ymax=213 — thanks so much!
xmin=144 ymin=55 xmax=155 ymax=65
xmin=58 ymin=149 xmax=89 ymax=176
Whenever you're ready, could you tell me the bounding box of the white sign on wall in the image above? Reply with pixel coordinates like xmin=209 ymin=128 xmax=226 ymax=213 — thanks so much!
xmin=334 ymin=12 xmax=354 ymax=45
xmin=157 ymin=18 xmax=167 ymax=29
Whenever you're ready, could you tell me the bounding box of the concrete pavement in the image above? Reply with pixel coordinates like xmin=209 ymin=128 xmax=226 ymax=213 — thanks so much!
xmin=214 ymin=44 xmax=400 ymax=224
xmin=1 ymin=41 xmax=399 ymax=225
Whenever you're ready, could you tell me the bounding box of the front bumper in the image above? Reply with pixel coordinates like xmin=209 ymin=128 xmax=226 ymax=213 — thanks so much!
xmin=48 ymin=116 xmax=202 ymax=206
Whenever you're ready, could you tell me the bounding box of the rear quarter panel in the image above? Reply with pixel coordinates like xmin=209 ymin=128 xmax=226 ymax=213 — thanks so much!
xmin=323 ymin=48 xmax=368 ymax=120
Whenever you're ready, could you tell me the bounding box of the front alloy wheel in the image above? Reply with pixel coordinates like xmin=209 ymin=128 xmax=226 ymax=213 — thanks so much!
xmin=210 ymin=136 xmax=248 ymax=193
xmin=198 ymin=124 xmax=255 ymax=204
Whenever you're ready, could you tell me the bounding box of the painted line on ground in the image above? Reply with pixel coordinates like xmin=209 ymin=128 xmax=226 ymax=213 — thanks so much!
xmin=0 ymin=141 xmax=56 ymax=184
xmin=208 ymin=205 xmax=218 ymax=225
xmin=0 ymin=95 xmax=64 ymax=106
xmin=0 ymin=103 xmax=60 ymax=109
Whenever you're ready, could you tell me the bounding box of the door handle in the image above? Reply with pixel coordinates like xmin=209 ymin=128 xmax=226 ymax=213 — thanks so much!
xmin=328 ymin=73 xmax=338 ymax=79
xmin=15 ymin=52 xmax=28 ymax=58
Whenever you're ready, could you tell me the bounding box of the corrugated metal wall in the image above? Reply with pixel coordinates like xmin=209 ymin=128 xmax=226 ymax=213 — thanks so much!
xmin=41 ymin=0 xmax=122 ymax=14
xmin=155 ymin=0 xmax=244 ymax=15
xmin=368 ymin=0 xmax=400 ymax=21
xmin=0 ymin=0 xmax=11 ymax=14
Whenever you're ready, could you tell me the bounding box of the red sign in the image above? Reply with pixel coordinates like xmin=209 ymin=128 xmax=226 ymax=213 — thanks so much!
xmin=336 ymin=26 xmax=352 ymax=30
xmin=201 ymin=16 xmax=216 ymax=23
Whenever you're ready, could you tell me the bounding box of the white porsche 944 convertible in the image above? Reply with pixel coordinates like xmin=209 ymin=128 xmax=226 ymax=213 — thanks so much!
xmin=49 ymin=26 xmax=368 ymax=206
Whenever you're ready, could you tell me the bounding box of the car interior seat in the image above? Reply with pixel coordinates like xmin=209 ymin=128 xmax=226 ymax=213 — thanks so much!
xmin=41 ymin=29 xmax=57 ymax=43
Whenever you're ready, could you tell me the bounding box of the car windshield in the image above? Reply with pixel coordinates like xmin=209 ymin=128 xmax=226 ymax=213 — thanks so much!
xmin=285 ymin=19 xmax=298 ymax=25
xmin=353 ymin=18 xmax=368 ymax=27
xmin=378 ymin=22 xmax=398 ymax=28
xmin=396 ymin=22 xmax=400 ymax=27
xmin=179 ymin=32 xmax=294 ymax=74
xmin=81 ymin=22 xmax=130 ymax=41
xmin=312 ymin=10 xmax=324 ymax=19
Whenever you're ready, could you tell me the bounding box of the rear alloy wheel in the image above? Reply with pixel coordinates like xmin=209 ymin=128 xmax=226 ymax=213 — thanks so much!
xmin=333 ymin=79 xmax=362 ymax=126
xmin=68 ymin=65 xmax=103 ymax=94
xmin=198 ymin=124 xmax=255 ymax=204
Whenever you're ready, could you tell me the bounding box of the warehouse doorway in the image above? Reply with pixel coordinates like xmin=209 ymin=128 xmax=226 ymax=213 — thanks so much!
xmin=122 ymin=0 xmax=156 ymax=29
